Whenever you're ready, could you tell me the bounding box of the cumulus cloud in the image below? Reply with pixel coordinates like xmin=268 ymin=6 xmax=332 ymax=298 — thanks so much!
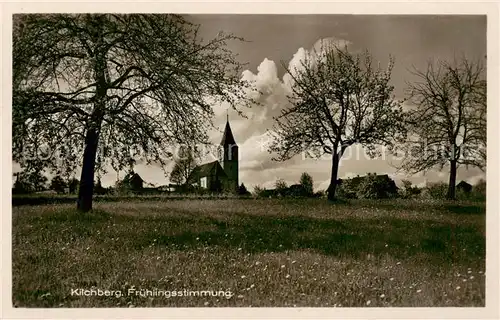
xmin=283 ymin=37 xmax=353 ymax=92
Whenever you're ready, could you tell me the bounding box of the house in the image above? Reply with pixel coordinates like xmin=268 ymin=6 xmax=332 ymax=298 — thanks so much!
xmin=188 ymin=117 xmax=239 ymax=193
xmin=118 ymin=171 xmax=144 ymax=192
xmin=456 ymin=180 xmax=473 ymax=193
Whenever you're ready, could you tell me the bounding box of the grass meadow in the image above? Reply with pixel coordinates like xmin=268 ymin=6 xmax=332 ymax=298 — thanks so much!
xmin=12 ymin=199 xmax=485 ymax=307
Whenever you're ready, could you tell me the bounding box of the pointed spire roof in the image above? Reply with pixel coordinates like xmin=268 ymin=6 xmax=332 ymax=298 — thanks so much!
xmin=220 ymin=119 xmax=237 ymax=146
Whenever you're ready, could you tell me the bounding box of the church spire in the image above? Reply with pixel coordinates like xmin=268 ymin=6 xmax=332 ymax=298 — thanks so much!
xmin=220 ymin=116 xmax=236 ymax=146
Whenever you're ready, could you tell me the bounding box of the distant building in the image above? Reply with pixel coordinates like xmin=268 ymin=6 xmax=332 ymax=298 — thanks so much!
xmin=188 ymin=117 xmax=239 ymax=193
xmin=456 ymin=181 xmax=473 ymax=193
xmin=117 ymin=171 xmax=144 ymax=192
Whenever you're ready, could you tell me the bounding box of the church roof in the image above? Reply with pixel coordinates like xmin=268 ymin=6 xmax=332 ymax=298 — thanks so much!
xmin=189 ymin=161 xmax=227 ymax=180
xmin=220 ymin=120 xmax=237 ymax=146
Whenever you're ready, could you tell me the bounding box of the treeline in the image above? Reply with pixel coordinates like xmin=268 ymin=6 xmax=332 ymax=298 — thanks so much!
xmin=253 ymin=173 xmax=322 ymax=198
xmin=252 ymin=172 xmax=486 ymax=201
xmin=12 ymin=169 xmax=254 ymax=198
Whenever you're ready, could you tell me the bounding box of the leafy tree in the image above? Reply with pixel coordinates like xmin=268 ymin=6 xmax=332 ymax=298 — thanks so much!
xmin=13 ymin=14 xmax=250 ymax=212
xmin=169 ymin=146 xmax=198 ymax=185
xmin=275 ymin=178 xmax=288 ymax=196
xmin=12 ymin=173 xmax=33 ymax=194
xmin=50 ymin=175 xmax=67 ymax=194
xmin=299 ymin=172 xmax=314 ymax=196
xmin=399 ymin=58 xmax=486 ymax=200
xmin=12 ymin=164 xmax=48 ymax=193
xmin=269 ymin=44 xmax=405 ymax=201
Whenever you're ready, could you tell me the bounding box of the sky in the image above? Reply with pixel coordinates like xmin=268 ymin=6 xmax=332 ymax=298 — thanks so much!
xmin=15 ymin=15 xmax=487 ymax=191
xmin=147 ymin=14 xmax=487 ymax=191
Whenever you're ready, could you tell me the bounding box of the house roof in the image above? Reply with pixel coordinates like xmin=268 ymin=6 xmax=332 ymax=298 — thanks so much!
xmin=123 ymin=172 xmax=144 ymax=183
xmin=220 ymin=120 xmax=236 ymax=146
xmin=189 ymin=161 xmax=227 ymax=180
xmin=457 ymin=180 xmax=472 ymax=187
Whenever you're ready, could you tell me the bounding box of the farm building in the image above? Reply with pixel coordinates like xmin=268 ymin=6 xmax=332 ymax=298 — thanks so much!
xmin=456 ymin=180 xmax=473 ymax=193
xmin=117 ymin=171 xmax=144 ymax=192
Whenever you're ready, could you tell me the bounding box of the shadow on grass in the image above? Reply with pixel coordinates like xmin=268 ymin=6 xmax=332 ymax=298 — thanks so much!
xmin=117 ymin=211 xmax=485 ymax=262
xmin=444 ymin=205 xmax=485 ymax=215
xmin=14 ymin=203 xmax=486 ymax=262
xmin=352 ymin=200 xmax=486 ymax=215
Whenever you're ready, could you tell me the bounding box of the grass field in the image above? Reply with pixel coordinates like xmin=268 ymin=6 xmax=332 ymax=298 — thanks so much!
xmin=12 ymin=199 xmax=486 ymax=307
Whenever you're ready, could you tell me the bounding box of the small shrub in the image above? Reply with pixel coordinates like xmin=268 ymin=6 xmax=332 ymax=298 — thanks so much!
xmin=286 ymin=184 xmax=307 ymax=198
xmin=50 ymin=175 xmax=67 ymax=194
xmin=275 ymin=179 xmax=288 ymax=197
xmin=336 ymin=180 xmax=357 ymax=199
xmin=252 ymin=185 xmax=265 ymax=198
xmin=356 ymin=174 xmax=398 ymax=199
xmin=472 ymin=179 xmax=486 ymax=201
xmin=399 ymin=179 xmax=422 ymax=199
xmin=423 ymin=182 xmax=449 ymax=199
xmin=313 ymin=190 xmax=326 ymax=198
xmin=299 ymin=172 xmax=314 ymax=197
xmin=237 ymin=183 xmax=251 ymax=196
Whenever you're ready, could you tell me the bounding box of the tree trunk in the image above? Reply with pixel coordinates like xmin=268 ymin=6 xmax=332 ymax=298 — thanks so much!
xmin=446 ymin=159 xmax=458 ymax=200
xmin=77 ymin=19 xmax=106 ymax=212
xmin=77 ymin=127 xmax=100 ymax=212
xmin=327 ymin=151 xmax=341 ymax=201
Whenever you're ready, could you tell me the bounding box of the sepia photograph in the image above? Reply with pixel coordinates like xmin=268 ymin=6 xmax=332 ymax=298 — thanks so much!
xmin=3 ymin=3 xmax=498 ymax=317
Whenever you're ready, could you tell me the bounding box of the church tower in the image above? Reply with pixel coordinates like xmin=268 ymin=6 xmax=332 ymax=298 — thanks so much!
xmin=220 ymin=116 xmax=239 ymax=193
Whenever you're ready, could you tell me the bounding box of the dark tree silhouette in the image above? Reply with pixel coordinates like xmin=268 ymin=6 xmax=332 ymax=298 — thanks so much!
xmin=237 ymin=183 xmax=250 ymax=195
xmin=274 ymin=178 xmax=288 ymax=196
xmin=269 ymin=44 xmax=405 ymax=200
xmin=399 ymin=58 xmax=486 ymax=200
xmin=50 ymin=175 xmax=67 ymax=194
xmin=68 ymin=178 xmax=79 ymax=194
xmin=13 ymin=14 xmax=250 ymax=212
xmin=299 ymin=172 xmax=314 ymax=196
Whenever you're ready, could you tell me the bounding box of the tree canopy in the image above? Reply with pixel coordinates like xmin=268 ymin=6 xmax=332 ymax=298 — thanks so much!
xmin=169 ymin=146 xmax=198 ymax=186
xmin=398 ymin=57 xmax=486 ymax=199
xmin=13 ymin=14 xmax=250 ymax=211
xmin=299 ymin=172 xmax=314 ymax=196
xmin=269 ymin=44 xmax=405 ymax=200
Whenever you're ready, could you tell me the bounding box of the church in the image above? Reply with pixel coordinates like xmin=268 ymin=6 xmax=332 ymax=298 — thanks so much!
xmin=188 ymin=117 xmax=239 ymax=193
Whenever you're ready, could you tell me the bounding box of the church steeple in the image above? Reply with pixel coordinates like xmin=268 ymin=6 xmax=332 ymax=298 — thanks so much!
xmin=220 ymin=118 xmax=237 ymax=146
xmin=220 ymin=116 xmax=238 ymax=192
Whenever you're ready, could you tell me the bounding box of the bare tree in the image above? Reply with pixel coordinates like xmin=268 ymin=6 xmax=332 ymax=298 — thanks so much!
xmin=269 ymin=44 xmax=405 ymax=200
xmin=169 ymin=147 xmax=198 ymax=185
xmin=399 ymin=57 xmax=486 ymax=200
xmin=13 ymin=14 xmax=250 ymax=212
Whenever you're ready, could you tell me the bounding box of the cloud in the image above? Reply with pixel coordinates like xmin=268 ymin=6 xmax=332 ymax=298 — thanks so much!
xmin=312 ymin=37 xmax=351 ymax=53
xmin=242 ymin=58 xmax=281 ymax=95
xmin=283 ymin=37 xmax=353 ymax=92
xmin=465 ymin=174 xmax=486 ymax=185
